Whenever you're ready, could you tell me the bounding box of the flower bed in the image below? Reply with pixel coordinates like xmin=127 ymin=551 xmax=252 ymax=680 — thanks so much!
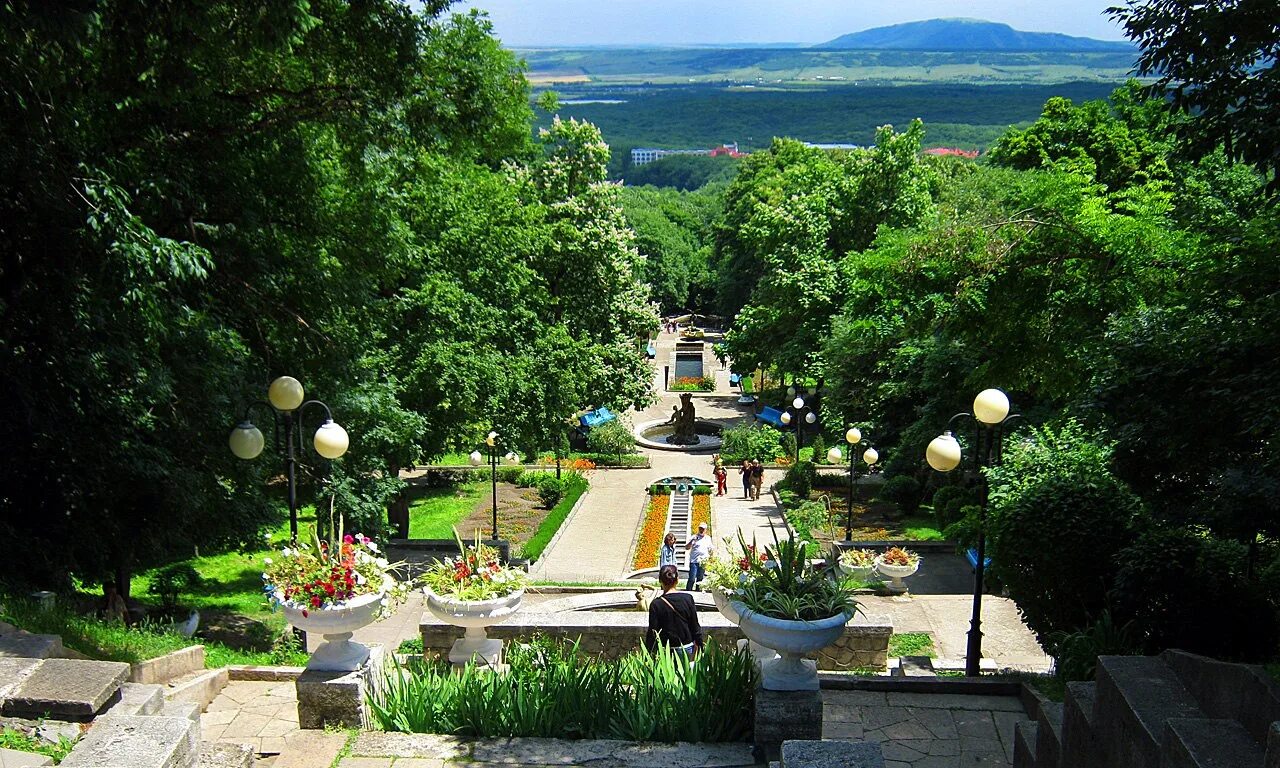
xmin=693 ymin=493 xmax=711 ymax=533
xmin=632 ymin=494 xmax=670 ymax=570
xmin=670 ymin=376 xmax=715 ymax=392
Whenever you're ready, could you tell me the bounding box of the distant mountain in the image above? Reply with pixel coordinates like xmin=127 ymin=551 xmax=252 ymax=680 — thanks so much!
xmin=817 ymin=18 xmax=1134 ymax=52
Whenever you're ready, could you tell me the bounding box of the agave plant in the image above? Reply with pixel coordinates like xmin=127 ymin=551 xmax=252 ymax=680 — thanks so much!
xmin=733 ymin=529 xmax=861 ymax=621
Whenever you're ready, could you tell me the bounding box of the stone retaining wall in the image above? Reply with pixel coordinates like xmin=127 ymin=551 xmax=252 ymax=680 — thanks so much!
xmin=420 ymin=610 xmax=892 ymax=670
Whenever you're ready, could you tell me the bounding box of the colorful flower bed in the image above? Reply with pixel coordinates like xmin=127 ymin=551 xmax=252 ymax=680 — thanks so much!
xmin=669 ymin=376 xmax=716 ymax=392
xmin=633 ymin=493 xmax=670 ymax=570
xmin=693 ymin=493 xmax=711 ymax=534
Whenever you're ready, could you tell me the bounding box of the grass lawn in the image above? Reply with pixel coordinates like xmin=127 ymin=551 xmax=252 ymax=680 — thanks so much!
xmin=889 ymin=632 xmax=936 ymax=658
xmin=407 ymin=481 xmax=486 ymax=538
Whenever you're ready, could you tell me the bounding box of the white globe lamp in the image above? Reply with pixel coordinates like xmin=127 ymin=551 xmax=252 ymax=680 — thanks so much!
xmin=313 ymin=421 xmax=349 ymax=459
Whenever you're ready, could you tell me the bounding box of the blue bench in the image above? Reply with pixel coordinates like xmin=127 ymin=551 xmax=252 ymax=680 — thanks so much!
xmin=966 ymin=548 xmax=992 ymax=571
xmin=755 ymin=406 xmax=785 ymax=428
xmin=579 ymin=407 xmax=617 ymax=430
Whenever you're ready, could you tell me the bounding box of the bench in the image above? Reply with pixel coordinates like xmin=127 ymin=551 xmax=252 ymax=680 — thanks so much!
xmin=965 ymin=548 xmax=992 ymax=571
xmin=578 ymin=407 xmax=616 ymax=430
xmin=755 ymin=406 xmax=785 ymax=428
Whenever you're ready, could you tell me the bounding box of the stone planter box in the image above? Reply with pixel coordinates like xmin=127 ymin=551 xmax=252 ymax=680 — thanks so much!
xmin=421 ymin=609 xmax=892 ymax=671
xmin=129 ymin=645 xmax=204 ymax=685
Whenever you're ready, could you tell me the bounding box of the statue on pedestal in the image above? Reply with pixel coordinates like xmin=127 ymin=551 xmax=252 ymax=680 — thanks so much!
xmin=666 ymin=393 xmax=698 ymax=445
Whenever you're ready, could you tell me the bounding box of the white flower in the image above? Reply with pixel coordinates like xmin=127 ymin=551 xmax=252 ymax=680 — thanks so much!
xmin=366 ymin=541 xmax=379 ymax=553
xmin=263 ymin=557 xmax=273 ymax=565
xmin=356 ymin=573 xmax=367 ymax=585
xmin=376 ymin=558 xmax=389 ymax=568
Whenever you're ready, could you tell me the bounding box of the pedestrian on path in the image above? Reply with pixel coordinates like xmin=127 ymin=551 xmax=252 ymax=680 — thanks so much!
xmin=740 ymin=460 xmax=752 ymax=499
xmin=714 ymin=464 xmax=727 ymax=496
xmin=645 ymin=565 xmax=702 ymax=658
xmin=685 ymin=522 xmax=713 ymax=591
xmin=659 ymin=532 xmax=678 ymax=569
xmin=750 ymin=459 xmax=764 ymax=500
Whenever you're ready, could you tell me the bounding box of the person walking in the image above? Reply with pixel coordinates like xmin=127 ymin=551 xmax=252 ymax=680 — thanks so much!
xmin=684 ymin=522 xmax=713 ymax=591
xmin=740 ymin=460 xmax=753 ymax=499
xmin=645 ymin=565 xmax=703 ymax=658
xmin=750 ymin=459 xmax=765 ymax=500
xmin=659 ymin=532 xmax=678 ymax=569
xmin=714 ymin=463 xmax=728 ymax=496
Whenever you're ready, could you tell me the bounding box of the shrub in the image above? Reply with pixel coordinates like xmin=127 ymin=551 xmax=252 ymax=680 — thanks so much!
xmin=930 ymin=484 xmax=976 ymax=528
xmin=720 ymin=424 xmax=783 ymax=463
xmin=985 ymin=421 xmax=1142 ymax=645
xmin=147 ymin=564 xmax=202 ymax=610
xmin=536 ymin=476 xmax=572 ymax=508
xmin=809 ymin=434 xmax=827 ymax=464
xmin=1048 ymin=610 xmax=1139 ymax=682
xmin=669 ymin=376 xmax=716 ymax=391
xmin=396 ymin=637 xmax=424 ymax=654
xmin=497 ymin=466 xmax=524 ymax=484
xmin=786 ymin=500 xmax=830 ymax=545
xmin=779 ymin=431 xmax=797 ymax=461
xmin=879 ymin=476 xmax=923 ymax=515
xmin=778 ymin=461 xmax=817 ymax=500
xmin=1110 ymin=527 xmax=1279 ymax=661
xmin=585 ymin=420 xmax=636 ymax=459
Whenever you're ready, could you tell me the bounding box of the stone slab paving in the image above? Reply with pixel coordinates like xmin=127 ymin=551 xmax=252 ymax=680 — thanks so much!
xmin=202 ymin=680 xmax=299 ymax=755
xmin=822 ymin=690 xmax=1030 ymax=768
xmin=347 ymin=733 xmax=760 ymax=767
xmin=2 ymin=659 xmax=130 ymax=719
xmin=0 ymin=748 xmax=52 ymax=768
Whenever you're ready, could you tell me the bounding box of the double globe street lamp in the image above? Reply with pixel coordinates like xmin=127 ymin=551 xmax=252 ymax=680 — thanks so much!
xmin=826 ymin=427 xmax=880 ymax=541
xmin=469 ymin=431 xmax=520 ymax=541
xmin=925 ymin=388 xmax=1021 ymax=677
xmin=228 ymin=376 xmax=350 ymax=543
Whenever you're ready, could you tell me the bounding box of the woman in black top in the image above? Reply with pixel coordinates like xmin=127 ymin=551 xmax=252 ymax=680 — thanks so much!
xmin=645 ymin=564 xmax=703 ymax=656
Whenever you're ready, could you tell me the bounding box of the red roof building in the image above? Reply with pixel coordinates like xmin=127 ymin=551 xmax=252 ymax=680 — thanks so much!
xmin=923 ymin=147 xmax=980 ymax=159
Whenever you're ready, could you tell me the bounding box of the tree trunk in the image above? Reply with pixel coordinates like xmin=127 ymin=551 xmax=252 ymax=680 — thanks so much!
xmin=115 ymin=559 xmax=132 ymax=600
xmin=387 ymin=463 xmax=410 ymax=538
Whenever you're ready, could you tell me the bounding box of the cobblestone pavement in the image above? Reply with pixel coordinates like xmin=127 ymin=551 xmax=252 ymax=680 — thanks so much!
xmin=342 ymin=733 xmax=760 ymax=768
xmin=822 ymin=690 xmax=1030 ymax=767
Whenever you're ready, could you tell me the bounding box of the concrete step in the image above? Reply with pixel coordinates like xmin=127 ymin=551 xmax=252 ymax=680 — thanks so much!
xmin=196 ymin=743 xmax=253 ymax=768
xmin=107 ymin=682 xmax=164 ymax=717
xmin=160 ymin=700 xmax=201 ymax=722
xmin=0 ymin=747 xmax=54 ymax=768
xmin=780 ymin=740 xmax=884 ymax=767
xmin=0 ymin=632 xmax=64 ymax=660
xmin=1034 ymin=701 xmax=1063 ymax=768
xmin=164 ymin=667 xmax=227 ymax=711
xmin=1061 ymin=681 xmax=1097 ymax=768
xmin=1013 ymin=720 xmax=1038 ymax=768
xmin=1094 ymin=656 xmax=1205 ymax=768
xmin=1161 ymin=649 xmax=1280 ymax=745
xmin=892 ymin=656 xmax=936 ymax=678
xmin=60 ymin=715 xmax=198 ymax=768
xmin=1160 ymin=718 xmax=1265 ymax=768
xmin=1 ymin=659 xmax=130 ymax=721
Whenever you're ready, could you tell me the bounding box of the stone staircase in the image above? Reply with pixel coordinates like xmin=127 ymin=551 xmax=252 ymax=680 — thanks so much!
xmin=0 ymin=626 xmax=251 ymax=768
xmin=666 ymin=490 xmax=692 ymax=569
xmin=1014 ymin=650 xmax=1280 ymax=768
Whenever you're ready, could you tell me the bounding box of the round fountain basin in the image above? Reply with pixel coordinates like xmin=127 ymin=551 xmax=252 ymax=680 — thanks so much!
xmin=634 ymin=419 xmax=723 ymax=452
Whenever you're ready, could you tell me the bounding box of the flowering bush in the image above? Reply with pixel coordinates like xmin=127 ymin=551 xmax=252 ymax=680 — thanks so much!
xmin=422 ymin=530 xmax=528 ymax=602
xmin=263 ymin=511 xmax=400 ymax=619
xmin=669 ymin=376 xmax=715 ymax=392
xmin=633 ymin=494 xmax=670 ymax=570
xmin=839 ymin=548 xmax=877 ymax=568
xmin=704 ymin=539 xmax=770 ymax=593
xmin=878 ymin=547 xmax=920 ymax=566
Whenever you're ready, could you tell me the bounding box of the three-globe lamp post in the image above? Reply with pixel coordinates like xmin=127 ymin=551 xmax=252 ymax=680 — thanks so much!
xmin=925 ymin=388 xmax=1021 ymax=677
xmin=826 ymin=427 xmax=880 ymax=541
xmin=469 ymin=431 xmax=520 ymax=541
xmin=779 ymin=385 xmax=818 ymax=463
xmin=228 ymin=376 xmax=350 ymax=544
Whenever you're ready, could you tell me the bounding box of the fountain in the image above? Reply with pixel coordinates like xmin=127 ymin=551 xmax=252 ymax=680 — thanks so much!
xmin=635 ymin=393 xmax=724 ymax=452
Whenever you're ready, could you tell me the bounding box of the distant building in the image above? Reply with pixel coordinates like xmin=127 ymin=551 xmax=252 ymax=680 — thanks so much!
xmin=631 ymin=143 xmax=746 ymax=166
xmin=803 ymin=142 xmax=861 ymax=151
xmin=923 ymin=147 xmax=980 ymax=159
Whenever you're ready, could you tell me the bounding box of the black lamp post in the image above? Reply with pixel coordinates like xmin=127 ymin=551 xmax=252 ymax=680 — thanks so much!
xmin=469 ymin=431 xmax=519 ymax=541
xmin=925 ymin=388 xmax=1021 ymax=677
xmin=229 ymin=376 xmax=350 ymax=543
xmin=833 ymin=427 xmax=880 ymax=541
xmin=780 ymin=387 xmax=817 ymax=463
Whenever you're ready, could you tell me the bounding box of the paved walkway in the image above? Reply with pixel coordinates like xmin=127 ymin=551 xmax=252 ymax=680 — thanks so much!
xmin=823 ymin=689 xmax=1029 ymax=767
xmin=202 ymin=680 xmax=299 ymax=755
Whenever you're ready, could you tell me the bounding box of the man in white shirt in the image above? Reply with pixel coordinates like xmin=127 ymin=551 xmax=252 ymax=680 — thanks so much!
xmin=685 ymin=522 xmax=714 ymax=591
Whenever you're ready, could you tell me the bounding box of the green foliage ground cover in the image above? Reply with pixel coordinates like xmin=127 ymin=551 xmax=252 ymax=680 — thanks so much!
xmin=0 ymin=729 xmax=76 ymax=764
xmin=520 ymin=475 xmax=589 ymax=561
xmin=888 ymin=632 xmax=936 ymax=658
xmin=407 ymin=482 xmax=487 ymax=539
xmin=371 ymin=637 xmax=755 ymax=741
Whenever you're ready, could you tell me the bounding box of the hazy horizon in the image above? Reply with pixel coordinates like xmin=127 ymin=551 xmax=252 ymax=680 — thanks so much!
xmin=451 ymin=1 xmax=1130 ymax=48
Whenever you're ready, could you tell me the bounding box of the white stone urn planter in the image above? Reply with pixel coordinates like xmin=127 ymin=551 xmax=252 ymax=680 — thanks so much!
xmin=424 ymin=588 xmax=523 ymax=666
xmin=279 ymin=589 xmax=385 ymax=671
xmin=713 ymin=589 xmax=780 ymax=665
xmin=730 ymin=600 xmax=851 ymax=691
xmin=873 ymin=556 xmax=920 ymax=593
xmin=838 ymin=563 xmax=876 ymax=583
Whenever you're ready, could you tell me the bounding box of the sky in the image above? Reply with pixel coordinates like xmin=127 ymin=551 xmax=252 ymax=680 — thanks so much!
xmin=450 ymin=0 xmax=1130 ymax=47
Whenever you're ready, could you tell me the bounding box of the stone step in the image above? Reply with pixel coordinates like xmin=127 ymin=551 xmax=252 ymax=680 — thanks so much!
xmin=1035 ymin=701 xmax=1063 ymax=768
xmin=1 ymin=659 xmax=130 ymax=721
xmin=1061 ymin=681 xmax=1096 ymax=768
xmin=161 ymin=700 xmax=201 ymax=722
xmin=164 ymin=668 xmax=227 ymax=711
xmin=892 ymin=656 xmax=936 ymax=678
xmin=1013 ymin=720 xmax=1038 ymax=768
xmin=780 ymin=740 xmax=884 ymax=767
xmin=0 ymin=747 xmax=54 ymax=768
xmin=60 ymin=715 xmax=198 ymax=768
xmin=1161 ymin=649 xmax=1280 ymax=745
xmin=1094 ymin=656 xmax=1205 ymax=768
xmin=196 ymin=743 xmax=253 ymax=768
xmin=1160 ymin=718 xmax=1265 ymax=768
xmin=0 ymin=632 xmax=64 ymax=660
xmin=108 ymin=682 xmax=165 ymax=717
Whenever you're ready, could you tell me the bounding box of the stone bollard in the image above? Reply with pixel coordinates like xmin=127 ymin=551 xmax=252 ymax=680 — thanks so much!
xmin=295 ymin=645 xmax=384 ymax=730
